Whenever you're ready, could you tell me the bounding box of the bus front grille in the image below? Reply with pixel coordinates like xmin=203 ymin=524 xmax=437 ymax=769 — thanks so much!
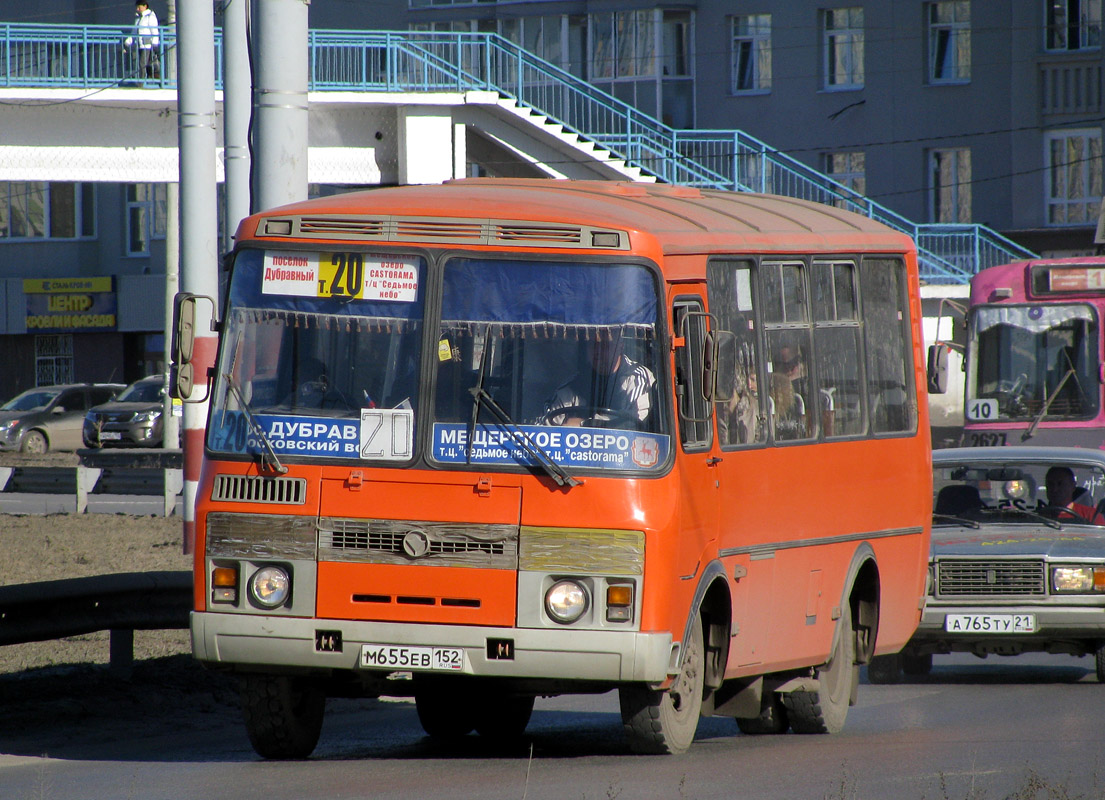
xmin=318 ymin=517 xmax=518 ymax=569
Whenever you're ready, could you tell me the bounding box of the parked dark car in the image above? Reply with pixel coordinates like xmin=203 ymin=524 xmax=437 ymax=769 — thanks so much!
xmin=82 ymin=375 xmax=169 ymax=448
xmin=0 ymin=383 xmax=125 ymax=454
xmin=869 ymin=446 xmax=1105 ymax=683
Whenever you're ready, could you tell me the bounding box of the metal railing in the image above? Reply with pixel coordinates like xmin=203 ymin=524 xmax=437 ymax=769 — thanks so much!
xmin=0 ymin=22 xmax=1039 ymax=282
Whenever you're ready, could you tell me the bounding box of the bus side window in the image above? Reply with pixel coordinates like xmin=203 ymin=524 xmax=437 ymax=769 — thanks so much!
xmin=707 ymin=259 xmax=765 ymax=447
xmin=762 ymin=261 xmax=816 ymax=443
xmin=812 ymin=260 xmax=865 ymax=438
xmin=673 ymin=299 xmax=712 ymax=450
xmin=861 ymin=258 xmax=917 ymax=434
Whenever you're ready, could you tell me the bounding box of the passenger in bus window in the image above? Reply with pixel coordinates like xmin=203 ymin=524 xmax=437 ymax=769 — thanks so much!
xmin=769 ymin=343 xmax=811 ymax=440
xmin=537 ymin=330 xmax=655 ymax=429
xmin=719 ymin=342 xmax=761 ymax=444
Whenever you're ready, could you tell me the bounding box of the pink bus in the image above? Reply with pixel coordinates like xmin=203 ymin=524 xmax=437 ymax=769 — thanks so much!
xmin=935 ymin=257 xmax=1105 ymax=449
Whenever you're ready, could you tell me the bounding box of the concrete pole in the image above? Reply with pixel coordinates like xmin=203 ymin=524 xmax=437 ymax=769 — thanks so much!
xmin=176 ymin=0 xmax=219 ymax=554
xmin=251 ymin=0 xmax=309 ymax=209
xmin=162 ymin=183 xmax=180 ymax=450
xmin=222 ymin=0 xmax=251 ymax=245
xmin=161 ymin=0 xmax=180 ymax=451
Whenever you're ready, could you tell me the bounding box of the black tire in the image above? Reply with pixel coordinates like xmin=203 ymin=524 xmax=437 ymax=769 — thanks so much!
xmin=735 ymin=691 xmax=789 ymax=735
xmin=784 ymin=602 xmax=856 ymax=734
xmin=619 ymin=616 xmax=704 ymax=754
xmin=901 ymin=651 xmax=933 ymax=677
xmin=240 ymin=674 xmax=325 ymax=759
xmin=1096 ymin=643 xmax=1105 ymax=683
xmin=415 ymin=677 xmax=476 ymax=739
xmin=866 ymin=654 xmax=902 ymax=685
xmin=20 ymin=430 xmax=47 ymax=455
xmin=474 ymin=695 xmax=535 ymax=741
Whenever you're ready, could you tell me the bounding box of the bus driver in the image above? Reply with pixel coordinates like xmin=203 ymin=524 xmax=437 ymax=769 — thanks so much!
xmin=538 ymin=331 xmax=655 ymax=428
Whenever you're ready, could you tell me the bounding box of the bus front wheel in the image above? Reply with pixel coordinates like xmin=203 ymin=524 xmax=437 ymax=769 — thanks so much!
xmin=784 ymin=602 xmax=857 ymax=734
xmin=619 ymin=617 xmax=704 ymax=754
xmin=240 ymin=673 xmax=325 ymax=759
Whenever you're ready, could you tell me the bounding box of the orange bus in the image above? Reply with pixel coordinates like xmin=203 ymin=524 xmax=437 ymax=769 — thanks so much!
xmin=173 ymin=179 xmax=932 ymax=758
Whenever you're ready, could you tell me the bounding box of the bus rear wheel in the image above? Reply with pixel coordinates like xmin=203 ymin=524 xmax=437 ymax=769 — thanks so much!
xmin=619 ymin=616 xmax=704 ymax=754
xmin=240 ymin=673 xmax=325 ymax=759
xmin=784 ymin=602 xmax=856 ymax=734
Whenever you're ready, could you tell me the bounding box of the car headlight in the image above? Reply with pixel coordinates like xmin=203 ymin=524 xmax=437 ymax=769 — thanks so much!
xmin=0 ymin=420 xmax=18 ymax=433
xmin=133 ymin=410 xmax=159 ymax=423
xmin=248 ymin=565 xmax=291 ymax=608
xmin=1051 ymin=566 xmax=1105 ymax=593
xmin=545 ymin=579 xmax=588 ymax=623
xmin=1003 ymin=479 xmax=1032 ymax=501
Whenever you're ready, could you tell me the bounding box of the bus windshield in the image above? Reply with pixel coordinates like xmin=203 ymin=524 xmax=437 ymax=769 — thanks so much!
xmin=206 ymin=250 xmax=668 ymax=471
xmin=431 ymin=258 xmax=669 ymax=473
xmin=207 ymin=248 xmax=425 ymax=460
xmin=968 ymin=303 xmax=1100 ymax=422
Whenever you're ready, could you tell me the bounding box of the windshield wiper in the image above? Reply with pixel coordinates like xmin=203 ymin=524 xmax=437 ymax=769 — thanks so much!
xmin=223 ymin=372 xmax=288 ymax=475
xmin=465 ymin=326 xmax=579 ymax=488
xmin=468 ymin=386 xmax=581 ymax=488
xmin=932 ymin=513 xmax=980 ymax=529
xmin=1022 ymin=368 xmax=1080 ymax=441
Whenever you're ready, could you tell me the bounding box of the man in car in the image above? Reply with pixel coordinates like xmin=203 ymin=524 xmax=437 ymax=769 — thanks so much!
xmin=1044 ymin=466 xmax=1105 ymax=524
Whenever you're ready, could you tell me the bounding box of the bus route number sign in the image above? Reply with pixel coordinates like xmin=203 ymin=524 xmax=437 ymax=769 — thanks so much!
xmin=360 ymin=644 xmax=464 ymax=671
xmin=966 ymin=398 xmax=998 ymax=421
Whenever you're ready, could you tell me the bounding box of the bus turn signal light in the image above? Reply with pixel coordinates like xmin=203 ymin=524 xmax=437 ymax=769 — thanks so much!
xmin=212 ymin=566 xmax=238 ymax=604
xmin=606 ymin=584 xmax=633 ymax=622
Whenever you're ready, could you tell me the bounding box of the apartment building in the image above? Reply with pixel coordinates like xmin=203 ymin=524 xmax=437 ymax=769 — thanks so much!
xmin=0 ymin=0 xmax=1099 ymax=396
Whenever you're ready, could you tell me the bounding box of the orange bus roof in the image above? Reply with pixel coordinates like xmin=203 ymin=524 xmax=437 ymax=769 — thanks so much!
xmin=244 ymin=178 xmax=916 ymax=258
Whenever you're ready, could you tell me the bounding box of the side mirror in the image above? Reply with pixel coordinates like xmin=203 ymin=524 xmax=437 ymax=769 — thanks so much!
xmin=169 ymin=292 xmax=213 ymax=401
xmin=704 ymin=329 xmax=737 ymax=403
xmin=927 ymin=343 xmax=949 ymax=395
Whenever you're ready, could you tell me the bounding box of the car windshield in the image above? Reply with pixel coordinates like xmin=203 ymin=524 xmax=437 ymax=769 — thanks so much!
xmin=967 ymin=303 xmax=1100 ymax=422
xmin=1 ymin=389 xmax=60 ymax=412
xmin=934 ymin=457 xmax=1105 ymax=525
xmin=118 ymin=380 xmax=165 ymax=403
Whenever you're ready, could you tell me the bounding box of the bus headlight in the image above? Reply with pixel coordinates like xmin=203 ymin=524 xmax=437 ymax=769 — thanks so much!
xmin=545 ymin=579 xmax=588 ymax=623
xmin=249 ymin=565 xmax=291 ymax=608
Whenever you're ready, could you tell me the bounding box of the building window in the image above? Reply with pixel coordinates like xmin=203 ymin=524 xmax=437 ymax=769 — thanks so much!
xmin=126 ymin=183 xmax=168 ymax=256
xmin=501 ymin=16 xmax=565 ymax=68
xmin=591 ymin=10 xmax=658 ymax=79
xmin=823 ymin=7 xmax=864 ymax=90
xmin=35 ymin=334 xmax=74 ymax=386
xmin=731 ymin=14 xmax=771 ymax=93
xmin=928 ymin=1 xmax=970 ymax=83
xmin=930 ymin=148 xmax=972 ymax=223
xmin=1045 ymin=128 xmax=1103 ymax=225
xmin=0 ymin=182 xmax=94 ymax=240
xmin=1046 ymin=0 xmax=1102 ymax=51
xmin=824 ymin=151 xmax=866 ymax=197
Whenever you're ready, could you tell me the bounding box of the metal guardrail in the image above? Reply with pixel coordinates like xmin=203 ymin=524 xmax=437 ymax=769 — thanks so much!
xmin=0 ymin=22 xmax=1037 ymax=283
xmin=0 ymin=570 xmax=191 ymax=674
xmin=0 ymin=449 xmax=183 ymax=516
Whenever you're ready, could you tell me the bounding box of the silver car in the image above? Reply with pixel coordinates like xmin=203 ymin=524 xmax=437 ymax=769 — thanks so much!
xmin=82 ymin=375 xmax=169 ymax=448
xmin=869 ymin=446 xmax=1105 ymax=683
xmin=0 ymin=383 xmax=124 ymax=453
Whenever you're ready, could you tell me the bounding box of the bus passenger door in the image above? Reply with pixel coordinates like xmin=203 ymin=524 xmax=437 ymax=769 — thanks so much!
xmin=671 ymin=296 xmax=719 ymax=588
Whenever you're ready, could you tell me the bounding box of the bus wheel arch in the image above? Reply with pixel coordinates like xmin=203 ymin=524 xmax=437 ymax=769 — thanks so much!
xmin=618 ymin=565 xmax=729 ymax=755
xmin=781 ymin=545 xmax=877 ymax=734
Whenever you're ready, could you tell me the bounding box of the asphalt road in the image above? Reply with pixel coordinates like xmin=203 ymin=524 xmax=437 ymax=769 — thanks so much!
xmin=0 ymin=651 xmax=1101 ymax=800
